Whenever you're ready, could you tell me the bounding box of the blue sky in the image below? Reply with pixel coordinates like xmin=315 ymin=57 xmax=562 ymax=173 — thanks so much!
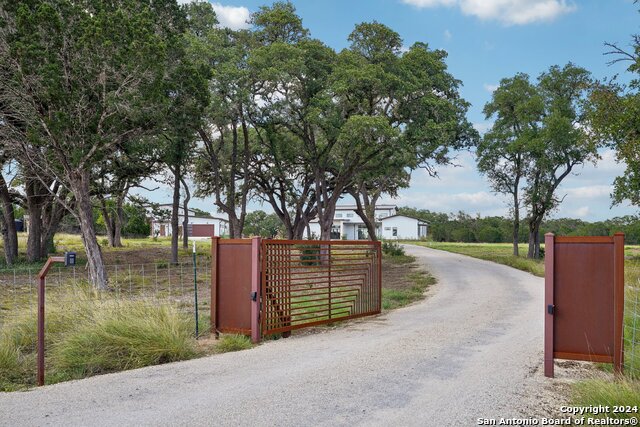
xmin=162 ymin=0 xmax=638 ymax=221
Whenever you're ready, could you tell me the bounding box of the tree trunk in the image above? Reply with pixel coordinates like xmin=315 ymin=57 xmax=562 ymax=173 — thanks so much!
xmin=318 ymin=214 xmax=332 ymax=241
xmin=99 ymin=197 xmax=116 ymax=247
xmin=113 ymin=199 xmax=124 ymax=247
xmin=71 ymin=173 xmax=109 ymax=289
xmin=512 ymin=192 xmax=520 ymax=257
xmin=181 ymin=177 xmax=190 ymax=249
xmin=39 ymin=204 xmax=67 ymax=259
xmin=0 ymin=174 xmax=18 ymax=265
xmin=171 ymin=165 xmax=180 ymax=265
xmin=527 ymin=220 xmax=541 ymax=259
xmin=26 ymin=180 xmax=43 ymax=262
xmin=229 ymin=217 xmax=242 ymax=238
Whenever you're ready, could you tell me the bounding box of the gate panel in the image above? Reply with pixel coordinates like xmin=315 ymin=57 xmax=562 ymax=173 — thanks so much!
xmin=261 ymin=240 xmax=382 ymax=336
xmin=211 ymin=238 xmax=253 ymax=335
xmin=544 ymin=233 xmax=625 ymax=377
xmin=554 ymin=242 xmax=614 ymax=358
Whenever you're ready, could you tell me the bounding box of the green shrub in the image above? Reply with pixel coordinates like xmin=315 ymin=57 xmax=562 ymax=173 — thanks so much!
xmin=0 ymin=288 xmax=200 ymax=390
xmin=216 ymin=334 xmax=253 ymax=353
xmin=572 ymin=379 xmax=640 ymax=419
xmin=51 ymin=301 xmax=199 ymax=378
xmin=382 ymin=241 xmax=405 ymax=257
xmin=298 ymin=244 xmax=321 ymax=266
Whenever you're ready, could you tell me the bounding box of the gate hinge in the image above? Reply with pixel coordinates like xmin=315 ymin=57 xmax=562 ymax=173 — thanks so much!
xmin=547 ymin=304 xmax=555 ymax=315
xmin=250 ymin=291 xmax=257 ymax=302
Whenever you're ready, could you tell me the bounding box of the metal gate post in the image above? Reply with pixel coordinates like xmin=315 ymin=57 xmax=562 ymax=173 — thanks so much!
xmin=544 ymin=233 xmax=555 ymax=378
xmin=36 ymin=256 xmax=65 ymax=386
xmin=613 ymin=232 xmax=625 ymax=375
xmin=251 ymin=237 xmax=261 ymax=344
xmin=211 ymin=236 xmax=219 ymax=338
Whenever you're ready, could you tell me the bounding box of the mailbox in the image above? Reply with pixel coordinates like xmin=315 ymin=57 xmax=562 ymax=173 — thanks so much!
xmin=64 ymin=251 xmax=76 ymax=267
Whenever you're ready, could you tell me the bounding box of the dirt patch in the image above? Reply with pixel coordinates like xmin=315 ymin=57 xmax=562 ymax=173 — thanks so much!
xmin=381 ymin=257 xmax=420 ymax=290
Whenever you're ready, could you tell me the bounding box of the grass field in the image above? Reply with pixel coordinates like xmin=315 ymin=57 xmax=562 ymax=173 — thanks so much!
xmin=405 ymin=240 xmax=640 ymax=416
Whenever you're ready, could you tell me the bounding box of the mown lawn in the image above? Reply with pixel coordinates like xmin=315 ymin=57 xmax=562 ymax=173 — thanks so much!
xmin=404 ymin=240 xmax=640 ymax=418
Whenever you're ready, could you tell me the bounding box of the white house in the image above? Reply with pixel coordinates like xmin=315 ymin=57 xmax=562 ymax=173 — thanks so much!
xmin=149 ymin=205 xmax=229 ymax=238
xmin=305 ymin=205 xmax=428 ymax=240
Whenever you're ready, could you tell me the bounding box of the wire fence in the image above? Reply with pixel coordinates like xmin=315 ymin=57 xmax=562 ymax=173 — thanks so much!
xmin=0 ymin=257 xmax=211 ymax=332
xmin=624 ymin=256 xmax=640 ymax=379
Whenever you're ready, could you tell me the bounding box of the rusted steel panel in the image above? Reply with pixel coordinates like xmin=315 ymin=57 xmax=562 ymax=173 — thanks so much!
xmin=545 ymin=234 xmax=625 ymax=378
xmin=554 ymin=240 xmax=615 ymax=357
xmin=214 ymin=239 xmax=252 ymax=335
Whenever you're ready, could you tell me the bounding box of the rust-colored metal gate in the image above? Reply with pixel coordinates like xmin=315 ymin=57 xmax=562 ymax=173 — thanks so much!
xmin=544 ymin=233 xmax=625 ymax=377
xmin=211 ymin=238 xmax=381 ymax=342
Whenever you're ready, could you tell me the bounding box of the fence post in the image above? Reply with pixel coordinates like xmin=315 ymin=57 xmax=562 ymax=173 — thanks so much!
xmin=36 ymin=256 xmax=65 ymax=386
xmin=544 ymin=233 xmax=555 ymax=378
xmin=251 ymin=237 xmax=261 ymax=344
xmin=613 ymin=232 xmax=625 ymax=375
xmin=211 ymin=236 xmax=219 ymax=338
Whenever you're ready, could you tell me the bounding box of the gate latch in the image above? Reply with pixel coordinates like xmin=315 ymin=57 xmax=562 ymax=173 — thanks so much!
xmin=547 ymin=304 xmax=555 ymax=315
xmin=250 ymin=291 xmax=257 ymax=302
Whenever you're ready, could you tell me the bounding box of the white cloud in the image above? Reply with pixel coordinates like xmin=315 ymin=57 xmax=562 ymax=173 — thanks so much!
xmin=401 ymin=0 xmax=577 ymax=25
xmin=483 ymin=83 xmax=498 ymax=93
xmin=211 ymin=2 xmax=251 ymax=30
xmin=444 ymin=29 xmax=452 ymax=41
xmin=564 ymin=185 xmax=612 ymax=199
xmin=473 ymin=121 xmax=493 ymax=134
xmin=572 ymin=206 xmax=590 ymax=218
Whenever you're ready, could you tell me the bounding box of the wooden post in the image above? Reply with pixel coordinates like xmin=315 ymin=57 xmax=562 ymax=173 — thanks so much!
xmin=211 ymin=236 xmax=219 ymax=338
xmin=36 ymin=256 xmax=64 ymax=386
xmin=251 ymin=237 xmax=261 ymax=344
xmin=613 ymin=232 xmax=625 ymax=375
xmin=544 ymin=233 xmax=555 ymax=378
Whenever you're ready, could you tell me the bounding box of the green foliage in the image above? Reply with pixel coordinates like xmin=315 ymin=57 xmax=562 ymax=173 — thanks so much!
xmin=382 ymin=241 xmax=405 ymax=256
xmin=298 ymin=243 xmax=321 ymax=266
xmin=0 ymin=288 xmax=200 ymax=390
xmin=571 ymin=380 xmax=640 ymax=420
xmin=382 ymin=272 xmax=435 ymax=310
xmin=399 ymin=207 xmax=640 ymax=245
xmin=216 ymin=334 xmax=253 ymax=353
xmin=122 ymin=203 xmax=151 ymax=236
xmin=50 ymin=303 xmax=198 ymax=379
xmin=243 ymin=210 xmax=283 ymax=238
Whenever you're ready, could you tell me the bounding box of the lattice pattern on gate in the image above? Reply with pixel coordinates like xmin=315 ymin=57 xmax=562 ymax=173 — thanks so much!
xmin=260 ymin=240 xmax=381 ymax=335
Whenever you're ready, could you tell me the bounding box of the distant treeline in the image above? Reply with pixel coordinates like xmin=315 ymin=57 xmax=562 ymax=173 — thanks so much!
xmin=398 ymin=208 xmax=640 ymax=245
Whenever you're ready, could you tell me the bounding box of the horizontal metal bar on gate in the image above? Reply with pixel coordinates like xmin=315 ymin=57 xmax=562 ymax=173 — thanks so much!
xmin=267 ymin=261 xmax=374 ymax=268
xmin=287 ymin=286 xmax=363 ymax=295
xmin=280 ymin=294 xmax=358 ymax=305
xmin=263 ymin=239 xmax=381 ymax=245
xmin=554 ymin=236 xmax=615 ymax=244
xmin=286 ymin=297 xmax=357 ymax=309
xmin=272 ymin=273 xmax=369 ymax=283
xmin=263 ymin=311 xmax=381 ymax=334
xmin=286 ymin=308 xmax=353 ymax=323
xmin=288 ymin=299 xmax=355 ymax=312
xmin=288 ymin=297 xmax=358 ymax=309
xmin=265 ymin=252 xmax=376 ymax=264
xmin=265 ymin=310 xmax=353 ymax=328
xmin=553 ymin=351 xmax=614 ymax=363
xmin=265 ymin=250 xmax=377 ymax=256
xmin=287 ymin=303 xmax=354 ymax=317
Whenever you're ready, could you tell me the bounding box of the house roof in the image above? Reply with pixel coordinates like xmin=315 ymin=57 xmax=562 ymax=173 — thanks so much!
xmin=380 ymin=214 xmax=429 ymax=224
xmin=334 ymin=204 xmax=397 ymax=211
xmin=151 ymin=205 xmax=229 ymax=222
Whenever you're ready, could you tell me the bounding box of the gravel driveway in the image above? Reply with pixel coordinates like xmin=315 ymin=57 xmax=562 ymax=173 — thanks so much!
xmin=0 ymin=244 xmax=558 ymax=426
